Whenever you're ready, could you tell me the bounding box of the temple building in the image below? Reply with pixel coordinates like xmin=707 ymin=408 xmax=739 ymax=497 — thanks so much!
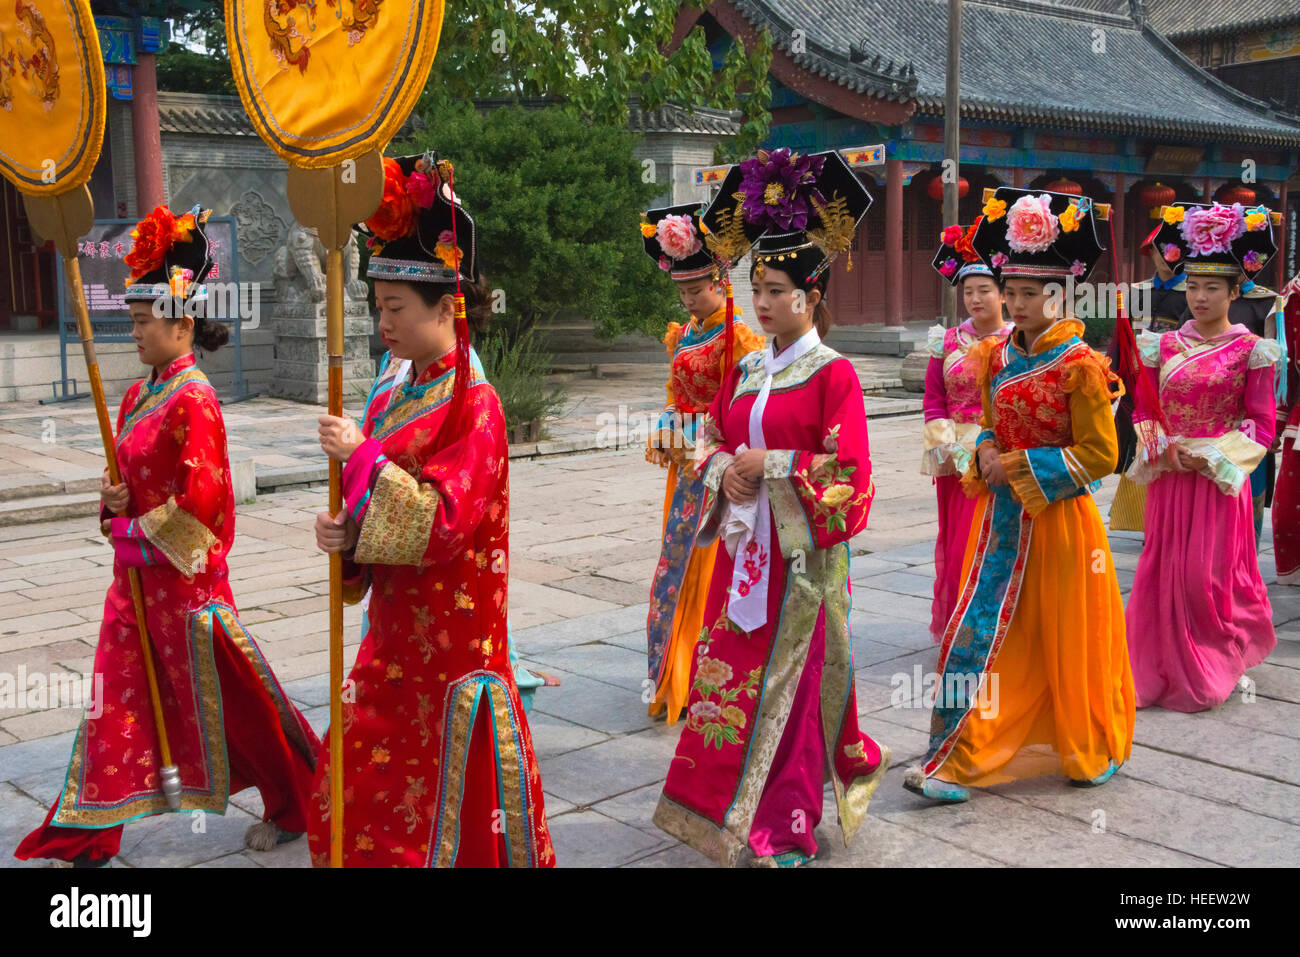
xmin=674 ymin=0 xmax=1300 ymax=327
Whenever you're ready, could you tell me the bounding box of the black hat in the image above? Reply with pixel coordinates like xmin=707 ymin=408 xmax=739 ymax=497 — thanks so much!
xmin=640 ymin=203 xmax=717 ymax=281
xmin=1152 ymin=201 xmax=1277 ymax=279
xmin=358 ymin=151 xmax=478 ymax=284
xmin=932 ymin=222 xmax=997 ymax=287
xmin=701 ymin=148 xmax=872 ymax=287
xmin=123 ymin=204 xmax=214 ymax=303
xmin=972 ymin=186 xmax=1106 ymax=282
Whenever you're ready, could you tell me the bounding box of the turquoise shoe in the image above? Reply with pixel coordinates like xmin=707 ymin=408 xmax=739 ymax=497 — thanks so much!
xmin=903 ymin=767 xmax=970 ymax=803
xmin=1069 ymin=760 xmax=1120 ymax=788
xmin=752 ymin=849 xmax=815 ymax=868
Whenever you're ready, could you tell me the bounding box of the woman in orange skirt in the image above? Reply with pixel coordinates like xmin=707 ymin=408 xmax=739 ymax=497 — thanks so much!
xmin=640 ymin=204 xmax=762 ymax=724
xmin=905 ymin=187 xmax=1135 ymax=801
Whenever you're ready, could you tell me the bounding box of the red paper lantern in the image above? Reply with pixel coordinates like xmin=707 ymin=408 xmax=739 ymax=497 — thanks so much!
xmin=1045 ymin=177 xmax=1082 ymax=196
xmin=1138 ymin=181 xmax=1176 ymax=218
xmin=927 ymin=175 xmax=969 ymax=202
xmin=1215 ymin=183 xmax=1257 ymax=206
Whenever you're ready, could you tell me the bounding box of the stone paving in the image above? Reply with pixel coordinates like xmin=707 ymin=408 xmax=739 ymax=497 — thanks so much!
xmin=0 ymin=356 xmax=911 ymax=496
xmin=0 ymin=367 xmax=1296 ymax=867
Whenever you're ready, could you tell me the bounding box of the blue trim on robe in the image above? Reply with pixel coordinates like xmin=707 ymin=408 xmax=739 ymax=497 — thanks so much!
xmin=923 ymin=333 xmax=1088 ymax=775
xmin=646 ymin=465 xmax=709 ymax=683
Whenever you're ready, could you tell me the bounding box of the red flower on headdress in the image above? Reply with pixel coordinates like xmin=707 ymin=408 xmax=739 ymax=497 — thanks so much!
xmin=123 ymin=206 xmax=197 ymax=283
xmin=366 ymin=158 xmax=416 ymax=242
xmin=954 ymin=219 xmax=982 ymax=262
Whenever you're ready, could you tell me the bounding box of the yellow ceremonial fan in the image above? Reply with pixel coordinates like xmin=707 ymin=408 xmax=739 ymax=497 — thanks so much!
xmin=225 ymin=0 xmax=445 ymax=167
xmin=0 ymin=0 xmax=105 ymax=194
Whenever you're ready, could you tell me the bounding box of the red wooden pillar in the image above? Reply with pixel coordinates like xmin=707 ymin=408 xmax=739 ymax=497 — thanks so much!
xmin=132 ymin=53 xmax=165 ymax=215
xmin=1111 ymin=173 xmax=1126 ymax=284
xmin=885 ymin=159 xmax=903 ymax=327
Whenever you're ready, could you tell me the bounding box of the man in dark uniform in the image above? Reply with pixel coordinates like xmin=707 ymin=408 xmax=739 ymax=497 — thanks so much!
xmin=1107 ymin=228 xmax=1190 ymax=533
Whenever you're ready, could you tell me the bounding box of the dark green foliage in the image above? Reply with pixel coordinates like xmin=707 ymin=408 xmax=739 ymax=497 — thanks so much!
xmin=401 ymin=101 xmax=680 ymax=340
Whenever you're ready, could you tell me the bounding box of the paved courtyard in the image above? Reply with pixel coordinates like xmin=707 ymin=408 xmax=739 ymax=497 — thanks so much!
xmin=0 ymin=364 xmax=1296 ymax=868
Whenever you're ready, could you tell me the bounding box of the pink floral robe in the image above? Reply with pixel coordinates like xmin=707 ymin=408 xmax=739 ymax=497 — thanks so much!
xmin=1126 ymin=323 xmax=1279 ymax=711
xmin=921 ymin=318 xmax=1012 ymax=641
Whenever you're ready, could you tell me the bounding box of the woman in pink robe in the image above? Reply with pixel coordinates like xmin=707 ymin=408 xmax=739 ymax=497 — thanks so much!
xmin=1125 ymin=201 xmax=1280 ymax=711
xmin=923 ymin=225 xmax=1011 ymax=641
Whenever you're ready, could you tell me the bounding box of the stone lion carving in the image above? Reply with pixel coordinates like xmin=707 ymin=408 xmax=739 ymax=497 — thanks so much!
xmin=272 ymin=222 xmax=370 ymax=304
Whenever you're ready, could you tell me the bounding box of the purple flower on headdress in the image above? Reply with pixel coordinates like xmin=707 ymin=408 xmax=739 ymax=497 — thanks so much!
xmin=1069 ymin=260 xmax=1087 ymax=277
xmin=1242 ymin=249 xmax=1263 ymax=273
xmin=737 ymin=148 xmax=827 ymax=232
xmin=939 ymin=258 xmax=959 ymax=278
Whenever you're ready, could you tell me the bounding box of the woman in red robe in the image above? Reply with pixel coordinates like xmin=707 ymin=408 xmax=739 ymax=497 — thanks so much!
xmin=310 ymin=152 xmax=554 ymax=867
xmin=1271 ymin=271 xmax=1300 ymax=581
xmin=15 ymin=205 xmax=320 ymax=866
xmin=653 ymin=149 xmax=890 ymax=867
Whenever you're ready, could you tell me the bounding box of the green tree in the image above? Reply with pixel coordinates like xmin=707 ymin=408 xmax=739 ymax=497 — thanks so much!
xmin=133 ymin=3 xmax=773 ymax=158
xmin=425 ymin=1 xmax=773 ymax=158
xmin=399 ymin=102 xmax=680 ymax=341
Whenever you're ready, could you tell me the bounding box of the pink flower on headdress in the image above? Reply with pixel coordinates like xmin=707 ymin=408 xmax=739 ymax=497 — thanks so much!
xmin=438 ymin=230 xmax=455 ymax=246
xmin=658 ymin=256 xmax=672 ymax=271
xmin=939 ymin=258 xmax=958 ymax=277
xmin=405 ymin=170 xmax=438 ymax=209
xmin=990 ymin=252 xmax=1009 ymax=269
xmin=1069 ymin=260 xmax=1087 ymax=277
xmin=1180 ymin=203 xmax=1246 ymax=257
xmin=1163 ymin=243 xmax=1181 ymax=262
xmin=1005 ymin=194 xmax=1059 ymax=254
xmin=941 ymin=225 xmax=963 ymax=246
xmin=655 ymin=214 xmax=702 ymax=261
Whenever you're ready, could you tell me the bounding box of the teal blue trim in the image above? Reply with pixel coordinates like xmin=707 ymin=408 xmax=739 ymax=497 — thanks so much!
xmin=447 ymin=682 xmax=486 ymax=866
xmin=486 ymin=690 xmax=513 ymax=867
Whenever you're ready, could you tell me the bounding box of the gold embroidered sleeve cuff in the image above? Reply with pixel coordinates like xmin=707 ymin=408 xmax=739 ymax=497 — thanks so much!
xmin=763 ymin=450 xmax=797 ymax=479
xmin=354 ymin=461 xmax=442 ymax=565
xmin=137 ymin=496 xmax=218 ymax=577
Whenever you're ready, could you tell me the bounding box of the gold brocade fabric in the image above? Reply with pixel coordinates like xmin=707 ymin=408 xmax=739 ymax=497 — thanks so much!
xmin=0 ymin=0 xmax=105 ymax=194
xmin=225 ymin=0 xmax=445 ymax=167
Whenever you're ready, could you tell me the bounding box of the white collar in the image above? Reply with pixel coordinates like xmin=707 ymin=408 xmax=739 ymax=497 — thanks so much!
xmin=765 ymin=327 xmax=821 ymax=376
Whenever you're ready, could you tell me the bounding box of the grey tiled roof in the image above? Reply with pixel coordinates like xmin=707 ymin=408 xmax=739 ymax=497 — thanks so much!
xmin=156 ymin=91 xmax=423 ymax=140
xmin=1147 ymin=0 xmax=1300 ymax=38
xmin=731 ymin=0 xmax=1300 ymax=146
xmin=626 ymin=99 xmax=743 ymax=135
xmin=157 ymin=93 xmax=255 ymax=136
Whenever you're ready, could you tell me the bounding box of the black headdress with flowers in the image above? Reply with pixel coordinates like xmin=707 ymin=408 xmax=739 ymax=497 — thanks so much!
xmin=971 ymin=186 xmax=1106 ymax=282
xmin=700 ymin=147 xmax=872 ymax=288
xmin=122 ymin=203 xmax=214 ymax=303
xmin=1151 ymin=201 xmax=1276 ymax=279
xmin=640 ymin=203 xmax=716 ymax=281
xmin=358 ymin=152 xmax=478 ymax=284
xmin=356 ymin=151 xmax=479 ymax=446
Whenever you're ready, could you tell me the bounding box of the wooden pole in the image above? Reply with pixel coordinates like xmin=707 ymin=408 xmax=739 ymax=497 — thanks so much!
xmin=24 ymin=187 xmax=182 ymax=809
xmin=326 ymin=246 xmax=344 ymax=868
xmin=287 ymin=154 xmax=383 ymax=868
xmin=943 ymin=0 xmax=962 ymax=327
